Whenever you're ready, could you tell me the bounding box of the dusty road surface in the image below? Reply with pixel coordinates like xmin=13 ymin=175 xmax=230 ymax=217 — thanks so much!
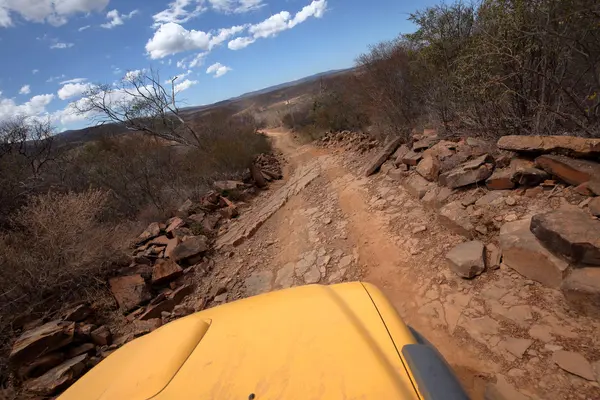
xmin=208 ymin=129 xmax=600 ymax=399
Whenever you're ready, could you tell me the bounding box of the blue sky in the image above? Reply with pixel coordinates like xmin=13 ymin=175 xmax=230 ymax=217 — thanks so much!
xmin=0 ymin=0 xmax=437 ymax=131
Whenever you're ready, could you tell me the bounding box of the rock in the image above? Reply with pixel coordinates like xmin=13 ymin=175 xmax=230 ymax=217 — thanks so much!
xmin=439 ymin=201 xmax=474 ymax=237
xmin=511 ymin=167 xmax=550 ymax=187
xmin=244 ymin=270 xmax=273 ymax=297
xmin=552 ymin=350 xmax=595 ymax=381
xmin=202 ymin=214 xmax=221 ymax=234
xmin=304 ymin=265 xmax=321 ymax=284
xmin=90 ymin=326 xmax=112 ymax=346
xmin=500 ymin=337 xmax=533 ymax=358
xmin=275 ymin=263 xmax=295 ymax=289
xmin=505 ymin=197 xmax=516 ymax=206
xmin=62 ymin=304 xmax=92 ymax=322
xmin=164 ymin=237 xmax=180 ymax=259
xmin=392 ymin=145 xmax=410 ymax=166
xmin=168 ymin=283 xmax=194 ymax=304
xmin=574 ymin=182 xmax=594 ymax=196
xmin=401 ymin=150 xmax=423 ymax=166
xmin=388 ymin=168 xmax=408 ymax=181
xmin=589 ymin=198 xmax=600 ymax=217
xmin=17 ymin=353 xmax=65 ymax=379
xmin=497 ymin=135 xmax=600 ymax=157
xmin=213 ymin=293 xmax=228 ymax=303
xmin=412 ymin=226 xmax=427 ymax=234
xmin=422 ymin=186 xmax=453 ymax=208
xmin=476 ymin=225 xmax=488 ymax=235
xmin=486 ymin=243 xmax=502 ymax=270
xmin=165 ymin=217 xmax=185 ymax=233
xmin=412 ymin=136 xmax=439 ymax=151
xmin=589 ymin=177 xmax=600 ymax=196
xmin=25 ymin=354 xmax=88 ymax=396
xmin=133 ymin=319 xmax=162 ymax=337
xmin=404 ymin=174 xmax=433 ymax=199
xmin=9 ymin=321 xmax=75 ymax=366
xmin=446 ymin=240 xmax=485 ymax=278
xmin=380 ymin=160 xmax=395 ymax=174
xmin=172 ymin=305 xmax=194 ymax=318
xmin=364 ymin=136 xmax=402 ymax=176
xmin=214 ymin=180 xmax=244 ymax=192
xmin=66 ymin=343 xmax=95 ymax=359
xmin=220 ymin=205 xmax=239 ymax=219
xmin=187 ymin=213 xmax=205 ymax=224
xmin=170 ymin=235 xmax=209 ymax=264
xmin=151 ymin=259 xmax=184 ymax=285
xmin=485 ymin=375 xmax=530 ymax=400
xmin=530 ymin=209 xmax=600 ymax=265
xmin=486 ymin=168 xmax=515 ymax=190
xmin=561 ymin=268 xmax=600 ymax=318
xmin=439 ymin=155 xmax=494 ymax=189
xmin=109 ymin=275 xmax=151 ymax=312
xmin=139 ymin=299 xmax=175 ymax=320
xmin=499 ymin=218 xmax=569 ymax=288
xmin=535 ymin=155 xmax=600 ymax=186
xmin=250 ymin=163 xmax=267 ymax=188
xmin=475 ymin=191 xmax=509 ymax=207
xmin=74 ymin=323 xmax=95 ymax=341
xmin=415 ymin=156 xmax=440 ymax=181
xmin=137 ymin=222 xmax=161 ymax=244
xmin=176 ymin=199 xmax=194 ymax=218
xmin=524 ymin=186 xmax=543 ymax=198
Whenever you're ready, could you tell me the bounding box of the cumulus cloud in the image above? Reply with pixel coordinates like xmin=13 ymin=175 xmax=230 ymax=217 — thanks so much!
xmin=101 ymin=9 xmax=138 ymax=29
xmin=78 ymin=25 xmax=91 ymax=31
xmin=59 ymin=78 xmax=87 ymax=85
xmin=0 ymin=93 xmax=54 ymax=122
xmin=19 ymin=85 xmax=31 ymax=95
xmin=174 ymin=79 xmax=198 ymax=92
xmin=124 ymin=69 xmax=144 ymax=81
xmin=0 ymin=0 xmax=109 ymax=28
xmin=50 ymin=42 xmax=74 ymax=49
xmin=208 ymin=0 xmax=265 ymax=14
xmin=152 ymin=0 xmax=205 ymax=27
xmin=227 ymin=0 xmax=327 ymax=50
xmin=188 ymin=52 xmax=207 ymax=68
xmin=58 ymin=83 xmax=91 ymax=100
xmin=206 ymin=62 xmax=232 ymax=78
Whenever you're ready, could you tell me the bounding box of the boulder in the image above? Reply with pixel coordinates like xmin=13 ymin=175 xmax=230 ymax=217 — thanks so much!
xmin=497 ymin=135 xmax=600 ymax=158
xmin=133 ymin=319 xmax=162 ymax=337
xmin=439 ymin=155 xmax=495 ymax=189
xmin=552 ymin=350 xmax=595 ymax=381
xmin=500 ymin=218 xmax=569 ymax=288
xmin=62 ymin=304 xmax=92 ymax=322
xmin=90 ymin=326 xmax=112 ymax=346
xmin=9 ymin=321 xmax=75 ymax=366
xmin=446 ymin=240 xmax=485 ymax=278
xmin=438 ymin=201 xmax=474 ymax=237
xmin=415 ymin=156 xmax=440 ymax=181
xmin=151 ymin=259 xmax=184 ymax=285
xmin=364 ymin=136 xmax=402 ymax=176
xmin=404 ymin=174 xmax=434 ymax=199
xmin=589 ymin=198 xmax=600 ymax=217
xmin=535 ymin=155 xmax=600 ymax=186
xmin=561 ymin=268 xmax=600 ymax=318
xmin=109 ymin=275 xmax=151 ymax=312
xmin=137 ymin=222 xmax=161 ymax=244
xmin=17 ymin=353 xmax=65 ymax=379
xmin=530 ymin=209 xmax=600 ymax=265
xmin=486 ymin=169 xmax=515 ymax=190
xmin=170 ymin=235 xmax=209 ymax=264
xmin=486 ymin=243 xmax=502 ymax=270
xmin=24 ymin=354 xmax=88 ymax=396
xmin=401 ymin=150 xmax=423 ymax=166
xmin=392 ymin=145 xmax=410 ymax=166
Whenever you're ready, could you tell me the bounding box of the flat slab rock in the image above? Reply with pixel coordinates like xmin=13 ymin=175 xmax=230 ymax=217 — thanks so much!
xmin=438 ymin=201 xmax=474 ymax=237
xmin=404 ymin=174 xmax=434 ymax=199
xmin=439 ymin=154 xmax=494 ymax=189
xmin=109 ymin=274 xmax=152 ymax=312
xmin=552 ymin=350 xmax=595 ymax=381
xmin=535 ymin=155 xmax=600 ymax=186
xmin=530 ymin=209 xmax=600 ymax=265
xmin=25 ymin=354 xmax=88 ymax=396
xmin=498 ymin=135 xmax=600 ymax=158
xmin=500 ymin=218 xmax=569 ymax=288
xmin=364 ymin=137 xmax=402 ymax=176
xmin=561 ymin=268 xmax=600 ymax=318
xmin=446 ymin=240 xmax=485 ymax=278
xmin=170 ymin=235 xmax=208 ymax=263
xmin=10 ymin=321 xmax=75 ymax=366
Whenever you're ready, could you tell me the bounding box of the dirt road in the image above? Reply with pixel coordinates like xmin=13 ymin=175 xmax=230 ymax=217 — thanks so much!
xmin=209 ymin=130 xmax=600 ymax=399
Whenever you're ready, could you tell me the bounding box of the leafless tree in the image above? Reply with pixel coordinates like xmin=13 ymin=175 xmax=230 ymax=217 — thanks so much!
xmin=0 ymin=116 xmax=54 ymax=176
xmin=74 ymin=69 xmax=205 ymax=148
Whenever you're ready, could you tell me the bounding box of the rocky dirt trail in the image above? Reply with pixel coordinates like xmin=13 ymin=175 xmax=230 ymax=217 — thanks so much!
xmin=207 ymin=130 xmax=600 ymax=400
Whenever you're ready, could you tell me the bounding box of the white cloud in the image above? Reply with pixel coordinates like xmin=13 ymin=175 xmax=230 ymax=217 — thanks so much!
xmin=228 ymin=0 xmax=327 ymax=50
xmin=0 ymin=93 xmax=54 ymax=122
xmin=209 ymin=25 xmax=246 ymax=49
xmin=208 ymin=0 xmax=265 ymax=14
xmin=19 ymin=85 xmax=31 ymax=95
xmin=206 ymin=62 xmax=232 ymax=78
xmin=78 ymin=25 xmax=91 ymax=31
xmin=174 ymin=79 xmax=198 ymax=92
xmin=152 ymin=0 xmax=205 ymax=27
xmin=59 ymin=78 xmax=87 ymax=85
xmin=57 ymin=82 xmax=91 ymax=100
xmin=50 ymin=42 xmax=74 ymax=49
xmin=32 ymin=69 xmax=39 ymax=74
xmin=188 ymin=52 xmax=207 ymax=68
xmin=124 ymin=69 xmax=144 ymax=81
xmin=101 ymin=9 xmax=138 ymax=29
xmin=46 ymin=74 xmax=66 ymax=83
xmin=0 ymin=0 xmax=109 ymax=28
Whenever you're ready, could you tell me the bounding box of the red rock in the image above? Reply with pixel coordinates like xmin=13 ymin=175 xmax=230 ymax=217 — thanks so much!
xmin=168 ymin=284 xmax=194 ymax=304
xmin=137 ymin=222 xmax=161 ymax=244
xmin=401 ymin=150 xmax=423 ymax=166
xmin=176 ymin=199 xmax=193 ymax=218
xmin=152 ymin=259 xmax=183 ymax=285
xmin=412 ymin=136 xmax=439 ymax=151
xmin=66 ymin=343 xmax=95 ymax=359
xmin=486 ymin=169 xmax=515 ymax=190
xmin=149 ymin=235 xmax=171 ymax=246
xmin=552 ymin=350 xmax=595 ymax=381
xmin=392 ymin=145 xmax=410 ymax=166
xmin=139 ymin=299 xmax=175 ymax=320
xmin=25 ymin=354 xmax=88 ymax=396
xmin=62 ymin=304 xmax=92 ymax=322
xmin=166 ymin=217 xmax=185 ymax=233
xmin=364 ymin=136 xmax=402 ymax=176
xmin=171 ymin=235 xmax=209 ymax=263
xmin=214 ymin=180 xmax=244 ymax=192
xmin=9 ymin=321 xmax=75 ymax=366
xmin=108 ymin=275 xmax=151 ymax=312
xmin=574 ymin=182 xmax=594 ymax=196
xmin=17 ymin=353 xmax=65 ymax=379
xmin=404 ymin=174 xmax=434 ymax=199
xmin=589 ymin=198 xmax=600 ymax=217
xmin=415 ymin=156 xmax=440 ymax=181
xmin=439 ymin=161 xmax=494 ymax=189
xmin=90 ymin=326 xmax=112 ymax=346
xmin=498 ymin=135 xmax=600 ymax=158
xmin=250 ymin=163 xmax=267 ymax=187
xmin=561 ymin=268 xmax=600 ymax=319
xmin=535 ymin=155 xmax=600 ymax=186
xmin=133 ymin=319 xmax=162 ymax=337
xmin=74 ymin=323 xmax=95 ymax=341
xmin=525 ymin=187 xmax=543 ymax=198
xmin=446 ymin=241 xmax=485 ymax=278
